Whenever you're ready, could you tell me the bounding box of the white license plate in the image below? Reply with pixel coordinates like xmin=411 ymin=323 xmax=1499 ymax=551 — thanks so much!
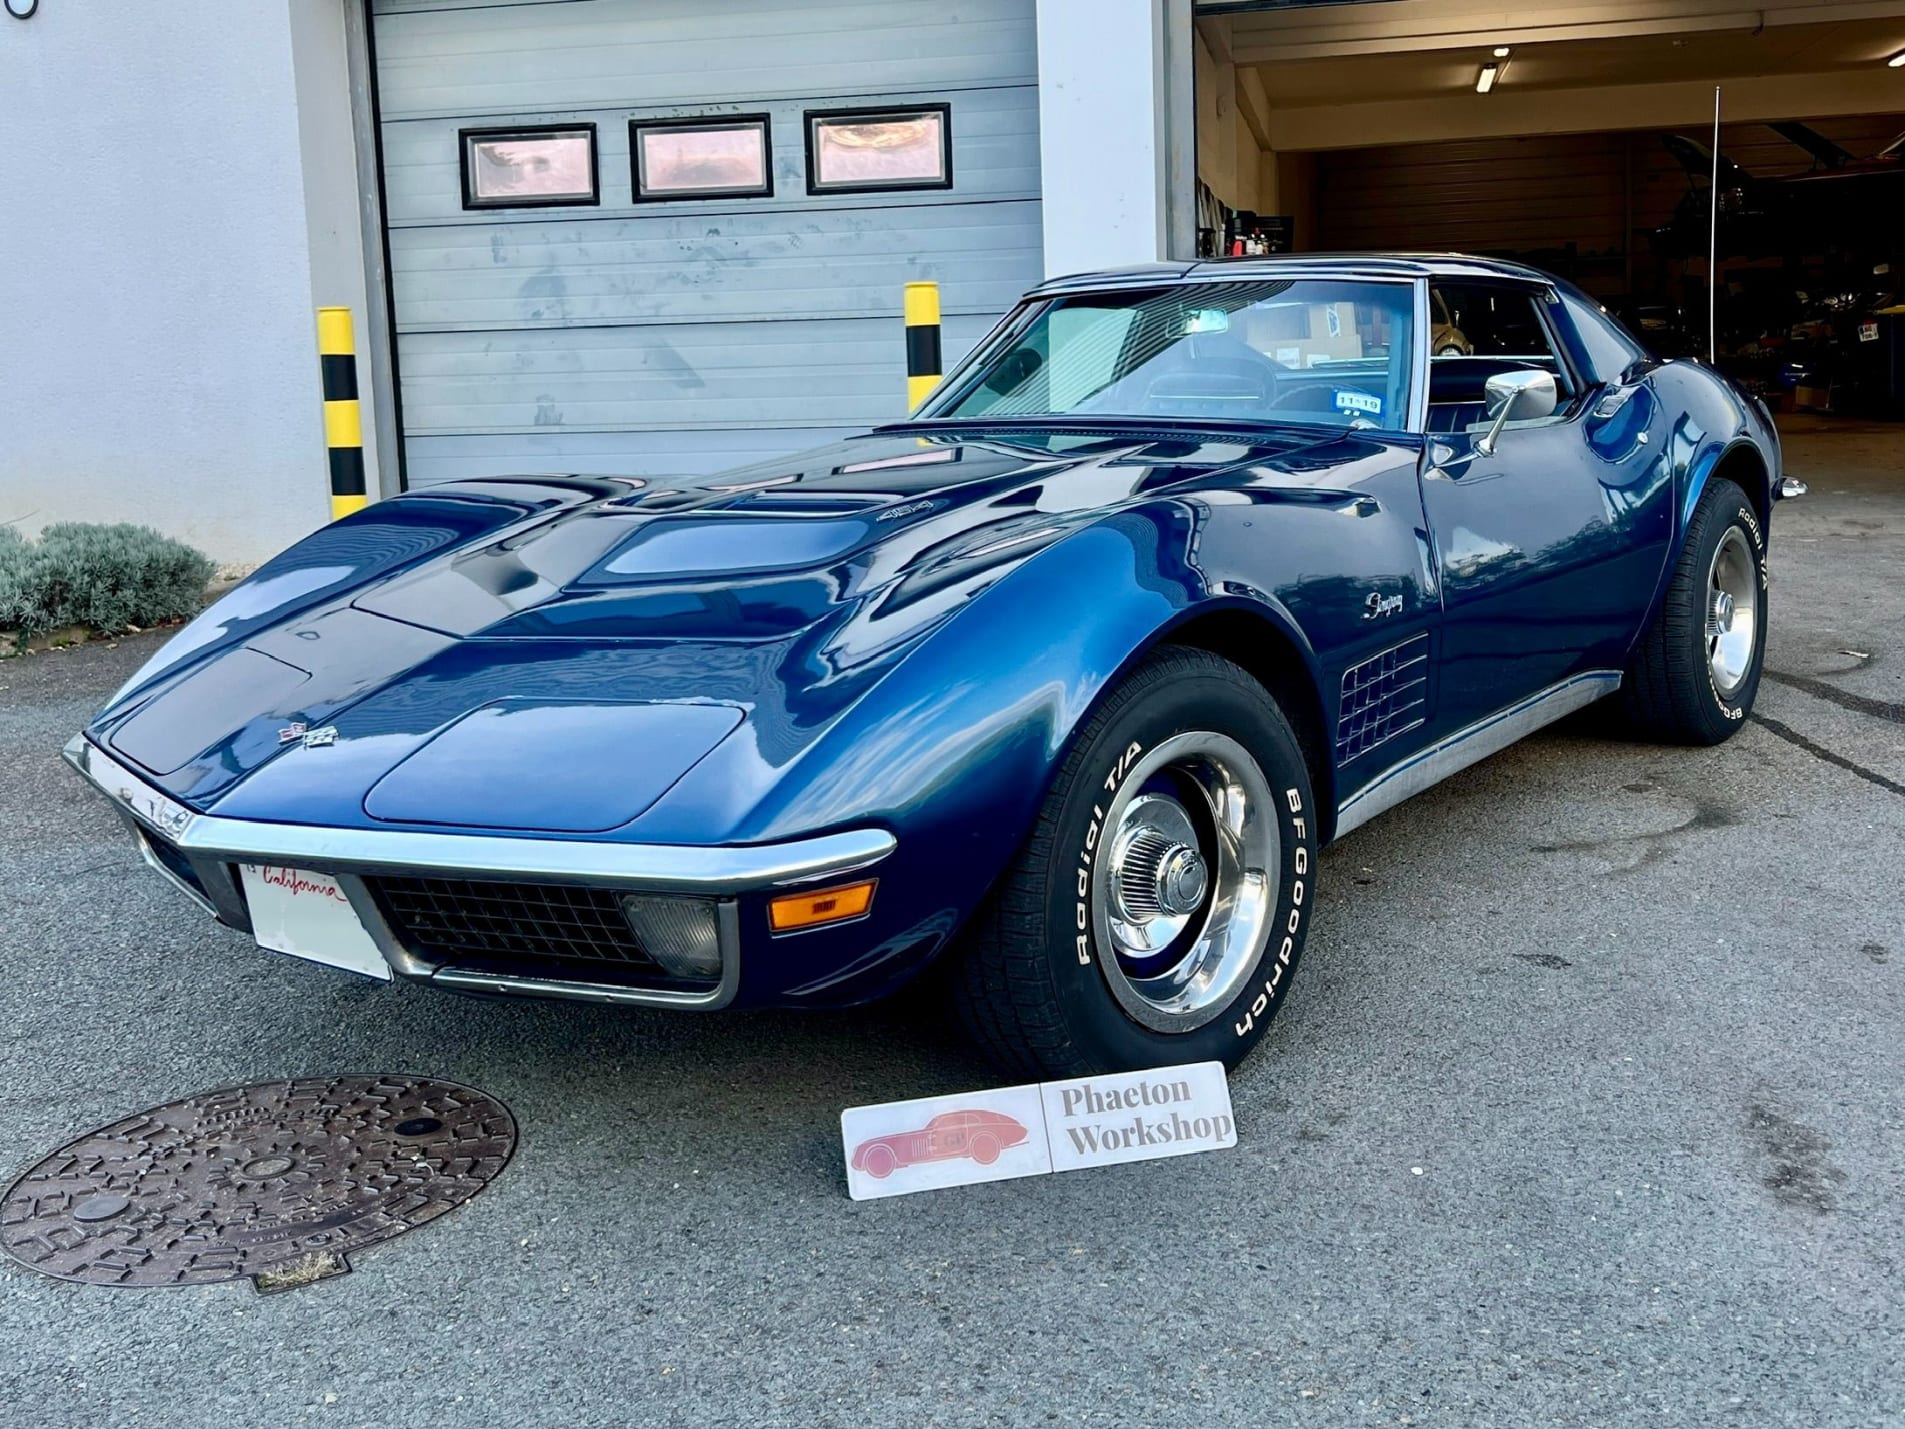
xmin=240 ymin=865 xmax=391 ymax=981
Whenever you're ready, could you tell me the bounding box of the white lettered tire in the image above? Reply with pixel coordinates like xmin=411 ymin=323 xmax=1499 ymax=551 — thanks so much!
xmin=1620 ymin=477 xmax=1768 ymax=744
xmin=953 ymin=647 xmax=1318 ymax=1077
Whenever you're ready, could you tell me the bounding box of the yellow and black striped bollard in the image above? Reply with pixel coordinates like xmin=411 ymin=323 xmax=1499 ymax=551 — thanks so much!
xmin=317 ymin=307 xmax=368 ymax=520
xmin=904 ymin=281 xmax=942 ymax=413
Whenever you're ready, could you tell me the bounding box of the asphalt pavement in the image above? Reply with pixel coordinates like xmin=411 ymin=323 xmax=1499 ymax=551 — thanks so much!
xmin=2 ymin=421 xmax=1901 ymax=1428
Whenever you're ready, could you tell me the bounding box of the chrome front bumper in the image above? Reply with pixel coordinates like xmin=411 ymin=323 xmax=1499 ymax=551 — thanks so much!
xmin=63 ymin=734 xmax=896 ymax=1010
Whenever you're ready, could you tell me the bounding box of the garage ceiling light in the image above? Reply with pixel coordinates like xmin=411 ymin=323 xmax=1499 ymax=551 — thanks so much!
xmin=1492 ymin=46 xmax=1512 ymax=59
xmin=1888 ymin=48 xmax=1905 ymax=68
xmin=1476 ymin=62 xmax=1501 ymax=94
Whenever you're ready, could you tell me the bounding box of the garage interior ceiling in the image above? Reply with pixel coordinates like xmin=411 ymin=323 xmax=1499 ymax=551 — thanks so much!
xmin=1203 ymin=0 xmax=1905 ymax=151
xmin=1195 ymin=0 xmax=1905 ymax=416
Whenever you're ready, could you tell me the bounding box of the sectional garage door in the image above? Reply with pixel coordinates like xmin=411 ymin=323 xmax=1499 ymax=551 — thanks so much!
xmin=369 ymin=0 xmax=1042 ymax=486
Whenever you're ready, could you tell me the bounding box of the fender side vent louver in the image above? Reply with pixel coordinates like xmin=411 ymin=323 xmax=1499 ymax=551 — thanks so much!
xmin=1338 ymin=633 xmax=1430 ymax=764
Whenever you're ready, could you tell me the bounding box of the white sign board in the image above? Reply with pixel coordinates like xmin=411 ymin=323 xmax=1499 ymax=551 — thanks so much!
xmin=842 ymin=1062 xmax=1235 ymax=1201
xmin=841 ymin=1083 xmax=1050 ymax=1200
xmin=240 ymin=865 xmax=391 ymax=981
xmin=1040 ymin=1062 xmax=1237 ymax=1173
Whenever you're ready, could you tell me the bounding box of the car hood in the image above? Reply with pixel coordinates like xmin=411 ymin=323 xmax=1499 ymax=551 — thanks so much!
xmin=87 ymin=422 xmax=1372 ymax=832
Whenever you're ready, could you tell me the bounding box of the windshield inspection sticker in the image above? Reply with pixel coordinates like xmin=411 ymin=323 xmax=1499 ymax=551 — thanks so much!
xmin=842 ymin=1061 xmax=1236 ymax=1200
xmin=1334 ymin=390 xmax=1383 ymax=417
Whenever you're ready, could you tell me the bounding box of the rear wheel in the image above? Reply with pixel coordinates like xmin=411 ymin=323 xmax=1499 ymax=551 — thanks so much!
xmin=952 ymin=647 xmax=1318 ymax=1078
xmin=1619 ymin=477 xmax=1767 ymax=744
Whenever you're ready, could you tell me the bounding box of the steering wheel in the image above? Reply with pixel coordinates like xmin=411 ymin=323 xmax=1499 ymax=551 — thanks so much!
xmin=1178 ymin=335 xmax=1289 ymax=393
xmin=1269 ymin=378 xmax=1346 ymax=413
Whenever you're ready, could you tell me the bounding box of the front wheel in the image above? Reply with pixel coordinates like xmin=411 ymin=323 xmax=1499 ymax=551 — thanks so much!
xmin=952 ymin=647 xmax=1319 ymax=1078
xmin=1619 ymin=476 xmax=1767 ymax=744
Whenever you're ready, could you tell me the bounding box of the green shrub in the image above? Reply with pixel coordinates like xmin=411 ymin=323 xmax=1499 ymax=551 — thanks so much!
xmin=0 ymin=526 xmax=31 ymax=634
xmin=0 ymin=522 xmax=215 ymax=642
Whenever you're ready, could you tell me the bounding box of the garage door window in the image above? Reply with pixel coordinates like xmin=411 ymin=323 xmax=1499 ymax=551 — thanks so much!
xmin=460 ymin=126 xmax=598 ymax=209
xmin=632 ymin=117 xmax=773 ymax=201
xmin=806 ymin=106 xmax=952 ymax=194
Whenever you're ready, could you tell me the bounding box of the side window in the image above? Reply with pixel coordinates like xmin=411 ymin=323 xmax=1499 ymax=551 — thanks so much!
xmin=1432 ymin=283 xmax=1556 ymax=361
xmin=1426 ymin=281 xmax=1575 ymax=430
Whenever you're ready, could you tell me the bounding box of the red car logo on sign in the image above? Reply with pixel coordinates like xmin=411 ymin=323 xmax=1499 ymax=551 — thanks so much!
xmin=850 ymin=1109 xmax=1030 ymax=1179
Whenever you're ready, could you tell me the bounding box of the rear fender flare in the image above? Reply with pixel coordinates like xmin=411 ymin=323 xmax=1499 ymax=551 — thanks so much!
xmin=1682 ymin=437 xmax=1772 ymax=540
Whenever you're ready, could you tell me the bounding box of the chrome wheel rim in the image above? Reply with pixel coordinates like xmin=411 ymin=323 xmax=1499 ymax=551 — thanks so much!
xmin=1706 ymin=527 xmax=1759 ymax=698
xmin=1089 ymin=732 xmax=1278 ymax=1034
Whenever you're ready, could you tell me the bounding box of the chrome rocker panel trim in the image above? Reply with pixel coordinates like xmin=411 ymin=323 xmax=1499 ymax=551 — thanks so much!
xmin=1333 ymin=671 xmax=1622 ymax=839
xmin=64 ymin=735 xmax=896 ymax=893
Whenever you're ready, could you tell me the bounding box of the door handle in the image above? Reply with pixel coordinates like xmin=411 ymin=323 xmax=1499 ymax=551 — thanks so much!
xmin=1426 ymin=440 xmax=1476 ymax=477
xmin=1592 ymin=385 xmax=1640 ymax=420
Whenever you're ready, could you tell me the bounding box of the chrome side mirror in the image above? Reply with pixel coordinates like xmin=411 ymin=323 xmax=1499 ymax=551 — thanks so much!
xmin=1476 ymin=369 xmax=1559 ymax=456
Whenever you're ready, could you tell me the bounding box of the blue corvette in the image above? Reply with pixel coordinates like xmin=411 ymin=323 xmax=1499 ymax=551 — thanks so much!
xmin=68 ymin=256 xmax=1796 ymax=1077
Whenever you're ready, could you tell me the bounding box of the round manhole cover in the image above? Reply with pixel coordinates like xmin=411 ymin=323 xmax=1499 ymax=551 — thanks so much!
xmin=2 ymin=1075 xmax=514 ymax=1291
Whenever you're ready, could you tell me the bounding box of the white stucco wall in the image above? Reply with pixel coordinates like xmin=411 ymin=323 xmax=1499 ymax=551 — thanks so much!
xmin=1035 ymin=0 xmax=1196 ymax=277
xmin=0 ymin=1 xmax=370 ymax=569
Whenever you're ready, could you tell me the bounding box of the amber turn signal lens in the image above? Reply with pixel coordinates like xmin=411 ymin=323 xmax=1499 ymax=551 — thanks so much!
xmin=768 ymin=880 xmax=876 ymax=933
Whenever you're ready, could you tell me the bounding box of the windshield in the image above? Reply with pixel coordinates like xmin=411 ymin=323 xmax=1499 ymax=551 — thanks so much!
xmin=931 ymin=278 xmax=1415 ymax=431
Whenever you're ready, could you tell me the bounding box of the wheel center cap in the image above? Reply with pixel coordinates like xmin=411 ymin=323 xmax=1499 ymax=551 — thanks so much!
xmin=1155 ymin=847 xmax=1207 ymax=916
xmin=1109 ymin=798 xmax=1205 ymax=930
xmin=1712 ymin=590 xmax=1735 ymax=632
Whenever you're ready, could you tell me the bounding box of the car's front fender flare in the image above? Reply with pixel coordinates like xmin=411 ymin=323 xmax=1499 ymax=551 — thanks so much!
xmin=730 ymin=506 xmax=1326 ymax=950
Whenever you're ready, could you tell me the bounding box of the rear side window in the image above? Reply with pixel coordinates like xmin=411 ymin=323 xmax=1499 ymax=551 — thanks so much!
xmin=1558 ymin=291 xmax=1651 ymax=384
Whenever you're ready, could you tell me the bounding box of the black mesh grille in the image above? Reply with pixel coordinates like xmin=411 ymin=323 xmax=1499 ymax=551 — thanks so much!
xmin=370 ymin=877 xmax=671 ymax=980
xmin=1338 ymin=634 xmax=1430 ymax=764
